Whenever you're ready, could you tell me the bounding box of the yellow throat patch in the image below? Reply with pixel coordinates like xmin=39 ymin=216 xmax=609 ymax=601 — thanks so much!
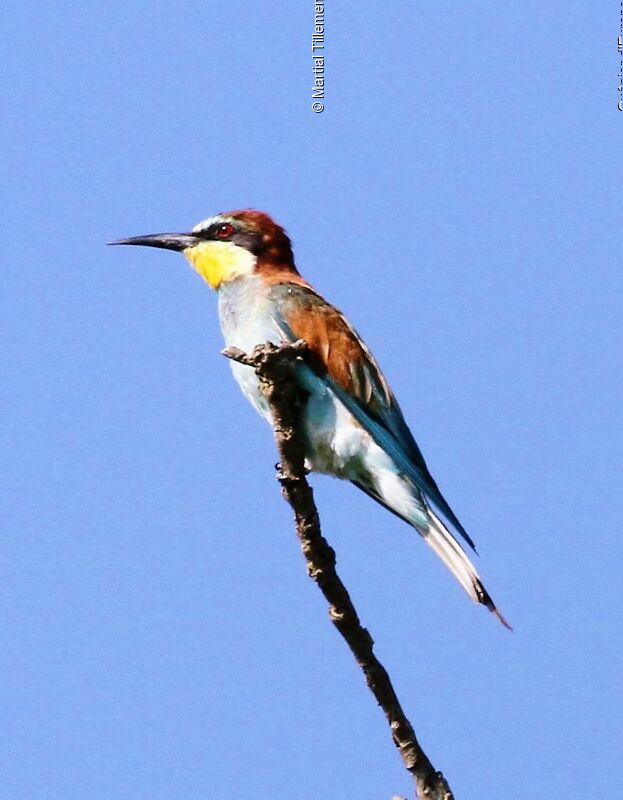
xmin=183 ymin=241 xmax=256 ymax=290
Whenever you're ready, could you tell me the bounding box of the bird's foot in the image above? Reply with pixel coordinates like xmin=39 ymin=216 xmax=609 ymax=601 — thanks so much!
xmin=274 ymin=461 xmax=311 ymax=481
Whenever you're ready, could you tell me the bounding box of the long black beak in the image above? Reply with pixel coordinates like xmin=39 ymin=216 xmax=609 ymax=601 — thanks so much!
xmin=108 ymin=233 xmax=201 ymax=252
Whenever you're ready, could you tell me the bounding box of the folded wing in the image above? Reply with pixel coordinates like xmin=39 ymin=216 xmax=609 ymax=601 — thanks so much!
xmin=269 ymin=282 xmax=476 ymax=551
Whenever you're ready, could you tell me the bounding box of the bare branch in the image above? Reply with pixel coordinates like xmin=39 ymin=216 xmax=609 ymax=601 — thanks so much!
xmin=223 ymin=341 xmax=455 ymax=800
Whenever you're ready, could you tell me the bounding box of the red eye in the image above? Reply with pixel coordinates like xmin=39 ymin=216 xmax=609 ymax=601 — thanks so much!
xmin=215 ymin=222 xmax=235 ymax=239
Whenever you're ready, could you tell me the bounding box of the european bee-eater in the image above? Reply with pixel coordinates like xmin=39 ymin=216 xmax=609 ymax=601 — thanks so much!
xmin=111 ymin=209 xmax=509 ymax=627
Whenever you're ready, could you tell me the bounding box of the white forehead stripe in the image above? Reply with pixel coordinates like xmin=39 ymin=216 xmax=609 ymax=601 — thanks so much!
xmin=191 ymin=214 xmax=234 ymax=234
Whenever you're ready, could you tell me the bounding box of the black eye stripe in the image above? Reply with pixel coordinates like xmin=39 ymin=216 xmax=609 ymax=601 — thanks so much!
xmin=196 ymin=222 xmax=237 ymax=240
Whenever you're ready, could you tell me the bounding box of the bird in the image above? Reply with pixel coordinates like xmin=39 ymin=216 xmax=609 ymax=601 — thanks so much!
xmin=110 ymin=209 xmax=510 ymax=628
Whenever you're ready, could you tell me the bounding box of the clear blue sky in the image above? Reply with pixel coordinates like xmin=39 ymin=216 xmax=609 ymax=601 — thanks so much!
xmin=2 ymin=3 xmax=620 ymax=798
